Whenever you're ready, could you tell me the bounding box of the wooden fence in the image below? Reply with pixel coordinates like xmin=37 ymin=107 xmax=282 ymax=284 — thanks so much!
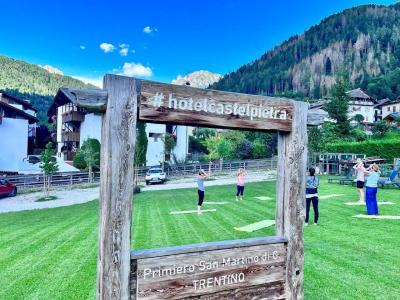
xmin=6 ymin=158 xmax=278 ymax=190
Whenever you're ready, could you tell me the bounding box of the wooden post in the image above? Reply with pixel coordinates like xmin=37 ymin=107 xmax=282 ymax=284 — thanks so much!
xmin=97 ymin=75 xmax=139 ymax=300
xmin=276 ymin=101 xmax=308 ymax=300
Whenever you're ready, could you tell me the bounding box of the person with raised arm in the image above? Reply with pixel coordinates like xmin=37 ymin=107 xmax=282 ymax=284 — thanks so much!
xmin=362 ymin=163 xmax=381 ymax=215
xmin=236 ymin=168 xmax=246 ymax=201
xmin=197 ymin=169 xmax=209 ymax=215
xmin=353 ymin=159 xmax=366 ymax=203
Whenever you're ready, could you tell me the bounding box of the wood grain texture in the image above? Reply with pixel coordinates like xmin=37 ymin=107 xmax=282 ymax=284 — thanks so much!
xmin=131 ymin=236 xmax=287 ymax=260
xmin=275 ymin=133 xmax=286 ymax=238
xmin=306 ymin=108 xmax=327 ymax=126
xmin=139 ymin=80 xmax=293 ymax=132
xmin=278 ymin=101 xmax=308 ymax=300
xmin=132 ymin=243 xmax=286 ymax=300
xmin=97 ymin=74 xmax=139 ymax=300
xmin=70 ymin=89 xmax=108 ymax=112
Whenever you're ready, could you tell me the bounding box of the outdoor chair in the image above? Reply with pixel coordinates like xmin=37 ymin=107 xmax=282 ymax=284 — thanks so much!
xmin=328 ymin=169 xmax=353 ymax=184
xmin=378 ymin=169 xmax=400 ymax=189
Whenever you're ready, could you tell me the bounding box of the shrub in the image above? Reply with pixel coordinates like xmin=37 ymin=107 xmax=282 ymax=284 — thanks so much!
xmin=326 ymin=139 xmax=400 ymax=161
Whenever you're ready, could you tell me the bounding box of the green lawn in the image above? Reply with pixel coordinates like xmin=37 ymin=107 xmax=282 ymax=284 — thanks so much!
xmin=0 ymin=179 xmax=399 ymax=299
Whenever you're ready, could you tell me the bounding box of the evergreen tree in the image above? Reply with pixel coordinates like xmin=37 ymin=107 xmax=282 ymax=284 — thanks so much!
xmin=326 ymin=78 xmax=351 ymax=136
xmin=135 ymin=122 xmax=148 ymax=166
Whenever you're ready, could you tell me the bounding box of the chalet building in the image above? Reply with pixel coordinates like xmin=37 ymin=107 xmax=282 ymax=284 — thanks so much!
xmin=0 ymin=92 xmax=38 ymax=172
xmin=374 ymin=98 xmax=391 ymax=121
xmin=47 ymin=88 xmax=189 ymax=166
xmin=345 ymin=88 xmax=375 ymax=124
xmin=381 ymin=98 xmax=400 ymax=120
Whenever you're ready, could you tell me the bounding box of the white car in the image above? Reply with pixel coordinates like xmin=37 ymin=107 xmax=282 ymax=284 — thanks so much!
xmin=145 ymin=168 xmax=167 ymax=185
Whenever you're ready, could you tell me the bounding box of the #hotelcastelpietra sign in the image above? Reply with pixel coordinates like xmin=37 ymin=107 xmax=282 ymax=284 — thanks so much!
xmin=139 ymin=81 xmax=294 ymax=132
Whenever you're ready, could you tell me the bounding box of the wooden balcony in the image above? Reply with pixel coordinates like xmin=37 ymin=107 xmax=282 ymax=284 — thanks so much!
xmin=62 ymin=111 xmax=84 ymax=123
xmin=61 ymin=131 xmax=80 ymax=142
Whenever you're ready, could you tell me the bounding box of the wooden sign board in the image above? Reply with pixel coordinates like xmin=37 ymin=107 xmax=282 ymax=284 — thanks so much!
xmin=131 ymin=242 xmax=286 ymax=299
xmin=139 ymin=80 xmax=294 ymax=132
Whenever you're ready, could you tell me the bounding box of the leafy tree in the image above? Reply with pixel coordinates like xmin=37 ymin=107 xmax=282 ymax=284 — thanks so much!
xmin=193 ymin=128 xmax=216 ymax=140
xmin=353 ymin=114 xmax=364 ymax=124
xmin=73 ymin=139 xmax=100 ymax=182
xmin=372 ymin=120 xmax=390 ymax=138
xmin=326 ymin=78 xmax=351 ymax=136
xmin=80 ymin=139 xmax=100 ymax=183
xmin=39 ymin=142 xmax=58 ymax=196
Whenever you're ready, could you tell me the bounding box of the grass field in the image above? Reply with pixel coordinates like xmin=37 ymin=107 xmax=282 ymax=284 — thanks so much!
xmin=0 ymin=179 xmax=399 ymax=299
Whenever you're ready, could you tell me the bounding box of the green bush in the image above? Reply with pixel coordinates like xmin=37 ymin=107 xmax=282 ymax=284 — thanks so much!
xmin=326 ymin=139 xmax=400 ymax=161
xmin=73 ymin=150 xmax=86 ymax=169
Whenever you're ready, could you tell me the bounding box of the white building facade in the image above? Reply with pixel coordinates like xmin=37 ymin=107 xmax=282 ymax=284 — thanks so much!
xmin=48 ymin=88 xmax=189 ymax=167
xmin=0 ymin=92 xmax=38 ymax=172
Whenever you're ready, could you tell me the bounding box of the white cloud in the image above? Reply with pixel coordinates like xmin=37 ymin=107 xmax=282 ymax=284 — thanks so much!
xmin=72 ymin=76 xmax=103 ymax=88
xmin=118 ymin=62 xmax=153 ymax=77
xmin=119 ymin=43 xmax=130 ymax=57
xmin=143 ymin=26 xmax=157 ymax=34
xmin=99 ymin=42 xmax=116 ymax=53
xmin=80 ymin=45 xmax=86 ymax=50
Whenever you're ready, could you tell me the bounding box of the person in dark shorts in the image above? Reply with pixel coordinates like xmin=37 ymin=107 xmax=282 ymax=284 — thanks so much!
xmin=353 ymin=160 xmax=365 ymax=203
xmin=236 ymin=168 xmax=246 ymax=201
xmin=197 ymin=169 xmax=209 ymax=214
xmin=305 ymin=167 xmax=319 ymax=226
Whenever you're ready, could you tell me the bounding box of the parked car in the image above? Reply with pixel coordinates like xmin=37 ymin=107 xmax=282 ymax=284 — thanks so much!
xmin=145 ymin=168 xmax=167 ymax=185
xmin=0 ymin=178 xmax=17 ymax=197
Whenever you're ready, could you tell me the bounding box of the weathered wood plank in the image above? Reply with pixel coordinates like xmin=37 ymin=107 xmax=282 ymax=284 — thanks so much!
xmin=278 ymin=101 xmax=308 ymax=300
xmin=306 ymin=108 xmax=327 ymax=126
xmin=133 ymin=243 xmax=286 ymax=300
xmin=131 ymin=236 xmax=287 ymax=260
xmin=70 ymin=89 xmax=108 ymax=112
xmin=275 ymin=133 xmax=286 ymax=237
xmin=139 ymin=80 xmax=294 ymax=132
xmin=97 ymin=74 xmax=139 ymax=300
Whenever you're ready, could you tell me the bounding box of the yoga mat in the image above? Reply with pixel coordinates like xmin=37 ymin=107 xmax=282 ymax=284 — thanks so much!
xmin=234 ymin=220 xmax=275 ymax=232
xmin=170 ymin=209 xmax=216 ymax=215
xmin=204 ymin=201 xmax=229 ymax=205
xmin=345 ymin=201 xmax=394 ymax=206
xmin=353 ymin=214 xmax=400 ymax=220
xmin=319 ymin=194 xmax=344 ymax=199
xmin=255 ymin=196 xmax=273 ymax=201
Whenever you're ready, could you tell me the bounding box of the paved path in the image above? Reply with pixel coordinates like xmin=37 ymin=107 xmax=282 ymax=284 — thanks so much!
xmin=0 ymin=188 xmax=99 ymax=213
xmin=0 ymin=171 xmax=275 ymax=213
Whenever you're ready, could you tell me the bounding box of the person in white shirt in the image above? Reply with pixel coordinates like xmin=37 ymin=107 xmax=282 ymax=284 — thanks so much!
xmin=353 ymin=160 xmax=366 ymax=203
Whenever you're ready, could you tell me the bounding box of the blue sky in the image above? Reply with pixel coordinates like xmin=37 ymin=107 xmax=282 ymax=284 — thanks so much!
xmin=0 ymin=0 xmax=397 ymax=86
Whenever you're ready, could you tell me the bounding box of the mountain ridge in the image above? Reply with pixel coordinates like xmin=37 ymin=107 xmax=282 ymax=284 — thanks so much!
xmin=211 ymin=3 xmax=400 ymax=101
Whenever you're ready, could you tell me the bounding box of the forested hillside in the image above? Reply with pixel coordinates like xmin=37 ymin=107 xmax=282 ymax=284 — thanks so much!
xmin=212 ymin=3 xmax=400 ymax=100
xmin=0 ymin=55 xmax=94 ymax=124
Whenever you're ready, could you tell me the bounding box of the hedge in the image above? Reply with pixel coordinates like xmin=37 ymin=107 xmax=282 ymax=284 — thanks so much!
xmin=325 ymin=139 xmax=400 ymax=161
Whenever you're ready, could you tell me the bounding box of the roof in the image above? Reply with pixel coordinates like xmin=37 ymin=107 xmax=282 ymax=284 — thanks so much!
xmin=384 ymin=112 xmax=400 ymax=121
xmin=346 ymin=88 xmax=372 ymax=100
xmin=47 ymin=88 xmax=77 ymax=122
xmin=0 ymin=101 xmax=39 ymax=124
xmin=309 ymin=99 xmax=330 ymax=109
xmin=381 ymin=99 xmax=400 ymax=107
xmin=0 ymin=91 xmax=38 ymax=112
xmin=374 ymin=98 xmax=391 ymax=108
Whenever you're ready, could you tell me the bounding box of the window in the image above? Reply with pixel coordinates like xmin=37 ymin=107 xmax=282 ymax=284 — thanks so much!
xmin=393 ymin=106 xmax=396 ymax=112
xmin=149 ymin=132 xmax=162 ymax=142
xmin=365 ymin=107 xmax=370 ymax=112
xmin=387 ymin=107 xmax=391 ymax=112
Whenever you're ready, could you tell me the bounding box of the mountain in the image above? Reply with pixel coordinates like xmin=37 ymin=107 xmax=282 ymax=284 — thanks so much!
xmin=212 ymin=3 xmax=400 ymax=101
xmin=0 ymin=55 xmax=94 ymax=124
xmin=172 ymin=70 xmax=222 ymax=88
